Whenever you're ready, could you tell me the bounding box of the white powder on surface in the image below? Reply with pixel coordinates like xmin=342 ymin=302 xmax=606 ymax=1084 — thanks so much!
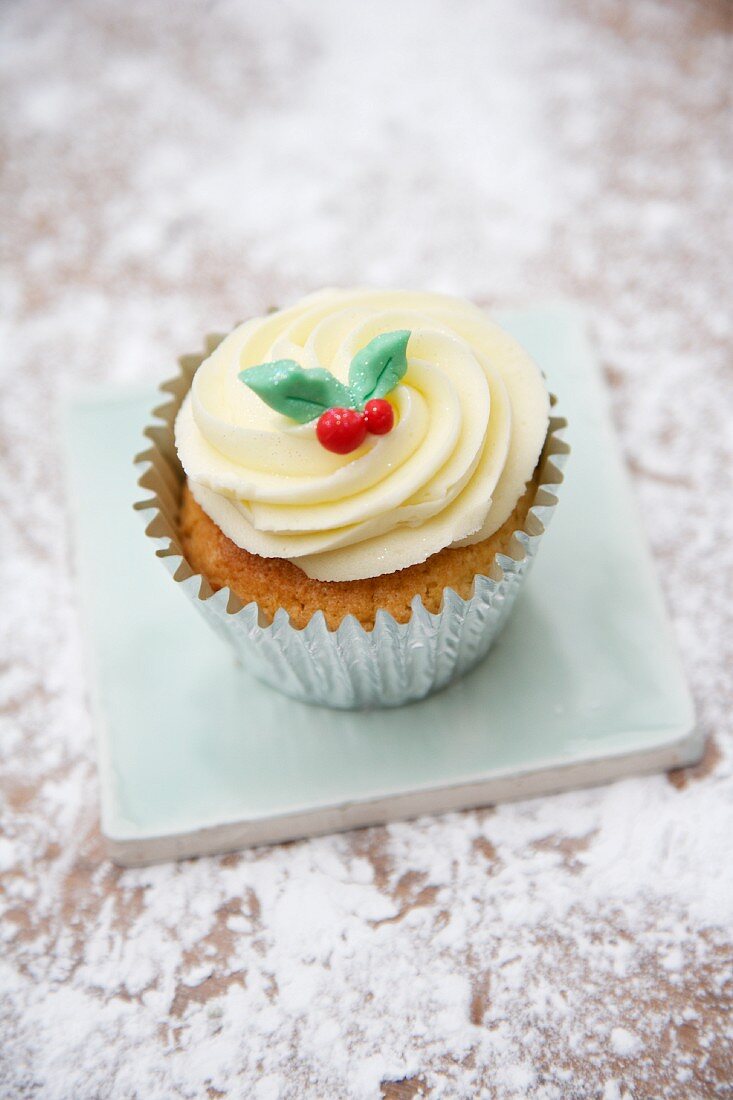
xmin=1 ymin=1 xmax=732 ymax=1099
xmin=610 ymin=1028 xmax=643 ymax=1058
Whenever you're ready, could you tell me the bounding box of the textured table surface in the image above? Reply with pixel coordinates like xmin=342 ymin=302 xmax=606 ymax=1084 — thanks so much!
xmin=1 ymin=2 xmax=732 ymax=1098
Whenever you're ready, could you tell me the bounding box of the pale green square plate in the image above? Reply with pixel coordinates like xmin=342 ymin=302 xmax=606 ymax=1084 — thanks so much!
xmin=64 ymin=306 xmax=700 ymax=865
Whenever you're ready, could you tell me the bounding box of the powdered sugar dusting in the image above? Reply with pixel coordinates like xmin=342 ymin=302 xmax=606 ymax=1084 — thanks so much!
xmin=1 ymin=1 xmax=732 ymax=1097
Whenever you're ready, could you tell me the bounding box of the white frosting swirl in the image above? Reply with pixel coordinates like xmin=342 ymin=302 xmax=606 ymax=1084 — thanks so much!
xmin=175 ymin=289 xmax=549 ymax=581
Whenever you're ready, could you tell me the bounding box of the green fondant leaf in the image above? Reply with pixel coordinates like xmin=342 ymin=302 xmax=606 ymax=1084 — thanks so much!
xmin=238 ymin=360 xmax=352 ymax=423
xmin=348 ymin=330 xmax=410 ymax=406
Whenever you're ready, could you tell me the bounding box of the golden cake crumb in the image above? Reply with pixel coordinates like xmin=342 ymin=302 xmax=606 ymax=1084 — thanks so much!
xmin=178 ymin=477 xmax=539 ymax=631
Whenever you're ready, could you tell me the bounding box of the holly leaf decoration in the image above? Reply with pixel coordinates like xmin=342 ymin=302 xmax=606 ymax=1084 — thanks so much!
xmin=239 ymin=360 xmax=352 ymax=423
xmin=348 ymin=330 xmax=410 ymax=406
xmin=238 ymin=331 xmax=412 ymax=424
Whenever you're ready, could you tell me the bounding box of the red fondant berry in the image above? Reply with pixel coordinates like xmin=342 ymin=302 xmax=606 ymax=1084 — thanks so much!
xmin=363 ymin=398 xmax=394 ymax=435
xmin=316 ymin=407 xmax=367 ymax=454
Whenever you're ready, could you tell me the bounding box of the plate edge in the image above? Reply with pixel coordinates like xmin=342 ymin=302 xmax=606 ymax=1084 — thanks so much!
xmin=105 ymin=722 xmax=705 ymax=866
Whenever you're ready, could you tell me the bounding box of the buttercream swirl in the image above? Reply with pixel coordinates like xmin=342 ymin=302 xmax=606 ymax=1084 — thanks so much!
xmin=175 ymin=289 xmax=549 ymax=581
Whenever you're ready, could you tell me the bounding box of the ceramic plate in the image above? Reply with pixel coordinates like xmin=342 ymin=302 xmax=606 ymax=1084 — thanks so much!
xmin=64 ymin=306 xmax=700 ymax=865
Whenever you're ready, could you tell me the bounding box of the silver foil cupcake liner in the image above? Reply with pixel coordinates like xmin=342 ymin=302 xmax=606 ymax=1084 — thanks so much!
xmin=135 ymin=335 xmax=569 ymax=709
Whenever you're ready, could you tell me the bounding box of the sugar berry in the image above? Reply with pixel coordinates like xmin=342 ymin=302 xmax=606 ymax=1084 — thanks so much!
xmin=316 ymin=407 xmax=367 ymax=454
xmin=363 ymin=398 xmax=394 ymax=435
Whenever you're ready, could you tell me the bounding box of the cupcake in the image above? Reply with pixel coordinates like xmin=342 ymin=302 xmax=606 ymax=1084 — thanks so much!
xmin=137 ymin=289 xmax=567 ymax=708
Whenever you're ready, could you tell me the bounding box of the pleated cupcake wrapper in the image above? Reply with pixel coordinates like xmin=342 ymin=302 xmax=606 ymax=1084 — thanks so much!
xmin=135 ymin=334 xmax=569 ymax=709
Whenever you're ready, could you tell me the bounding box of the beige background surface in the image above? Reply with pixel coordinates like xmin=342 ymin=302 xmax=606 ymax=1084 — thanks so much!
xmin=1 ymin=1 xmax=732 ymax=1097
